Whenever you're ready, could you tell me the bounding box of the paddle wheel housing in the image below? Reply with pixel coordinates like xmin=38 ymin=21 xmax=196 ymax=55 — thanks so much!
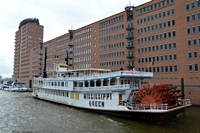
xmin=132 ymin=84 xmax=182 ymax=122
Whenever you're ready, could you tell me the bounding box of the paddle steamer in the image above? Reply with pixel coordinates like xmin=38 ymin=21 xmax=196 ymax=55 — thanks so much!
xmin=32 ymin=63 xmax=192 ymax=122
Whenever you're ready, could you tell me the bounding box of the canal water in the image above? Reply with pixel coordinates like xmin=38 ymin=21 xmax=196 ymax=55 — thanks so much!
xmin=0 ymin=90 xmax=199 ymax=133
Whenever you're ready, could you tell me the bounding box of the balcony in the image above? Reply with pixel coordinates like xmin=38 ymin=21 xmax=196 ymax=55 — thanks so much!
xmin=68 ymin=42 xmax=73 ymax=46
xmin=127 ymin=54 xmax=134 ymax=58
xmin=126 ymin=26 xmax=133 ymax=31
xmin=126 ymin=42 xmax=134 ymax=49
xmin=127 ymin=64 xmax=134 ymax=68
xmin=126 ymin=34 xmax=134 ymax=40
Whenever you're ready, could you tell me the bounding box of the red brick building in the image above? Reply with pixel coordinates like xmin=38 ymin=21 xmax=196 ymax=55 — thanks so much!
xmin=13 ymin=0 xmax=200 ymax=104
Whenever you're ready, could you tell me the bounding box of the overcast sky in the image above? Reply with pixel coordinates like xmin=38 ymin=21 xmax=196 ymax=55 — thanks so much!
xmin=0 ymin=0 xmax=150 ymax=78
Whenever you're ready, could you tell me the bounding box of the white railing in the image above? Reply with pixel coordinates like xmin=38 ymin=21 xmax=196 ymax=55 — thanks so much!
xmin=127 ymin=103 xmax=168 ymax=110
xmin=74 ymin=84 xmax=130 ymax=91
xmin=35 ymin=70 xmax=153 ymax=81
xmin=177 ymin=99 xmax=192 ymax=106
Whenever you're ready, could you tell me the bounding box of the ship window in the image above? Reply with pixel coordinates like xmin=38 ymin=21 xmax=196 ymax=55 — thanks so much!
xmin=55 ymin=82 xmax=57 ymax=86
xmin=58 ymin=82 xmax=60 ymax=86
xmin=65 ymin=82 xmax=68 ymax=87
xmin=51 ymin=82 xmax=53 ymax=86
xmin=61 ymin=82 xmax=64 ymax=86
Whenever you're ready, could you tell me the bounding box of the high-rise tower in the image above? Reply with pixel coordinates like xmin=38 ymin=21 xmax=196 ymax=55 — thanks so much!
xmin=13 ymin=18 xmax=43 ymax=88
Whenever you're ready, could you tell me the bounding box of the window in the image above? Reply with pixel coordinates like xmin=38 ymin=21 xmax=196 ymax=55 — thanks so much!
xmin=144 ymin=27 xmax=147 ymax=32
xmin=141 ymin=48 xmax=144 ymax=53
xmin=198 ymin=12 xmax=200 ymax=20
xmin=167 ymin=10 xmax=170 ymax=16
xmin=152 ymin=25 xmax=154 ymax=31
xmin=198 ymin=0 xmax=200 ymax=7
xmin=160 ymin=44 xmax=163 ymax=50
xmin=168 ymin=32 xmax=171 ymax=38
xmin=172 ymin=9 xmax=175 ymax=15
xmin=142 ymin=58 xmax=144 ymax=63
xmin=152 ymin=46 xmax=155 ymax=51
xmin=193 ymin=27 xmax=196 ymax=34
xmin=159 ymin=23 xmax=162 ymax=29
xmin=193 ymin=39 xmax=197 ymax=46
xmin=170 ymin=66 xmax=173 ymax=72
xmin=186 ymin=4 xmax=190 ymax=10
xmin=169 ymin=55 xmax=172 ymax=60
xmin=164 ymin=33 xmax=167 ymax=39
xmin=152 ymin=36 xmax=154 ymax=41
xmin=172 ymin=20 xmax=175 ymax=26
xmin=148 ymin=26 xmax=150 ymax=32
xmin=192 ymin=14 xmax=196 ymax=21
xmin=173 ymin=42 xmax=176 ymax=49
xmin=155 ymin=45 xmax=158 ymax=51
xmin=174 ymin=54 xmax=177 ymax=60
xmin=168 ymin=21 xmax=171 ymax=27
xmin=165 ymin=55 xmax=168 ymax=61
xmin=172 ymin=31 xmax=176 ymax=37
xmin=191 ymin=2 xmax=195 ymax=9
xmin=194 ymin=51 xmax=198 ymax=58
xmin=156 ymin=34 xmax=158 ymax=40
xmin=186 ymin=16 xmax=190 ymax=22
xmin=164 ymin=44 xmax=167 ymax=50
xmin=188 ymin=40 xmax=191 ymax=47
xmin=156 ymin=56 xmax=159 ymax=61
xmin=163 ymin=12 xmax=166 ymax=17
xmin=188 ymin=52 xmax=192 ymax=59
xmin=198 ymin=26 xmax=200 ymax=33
xmin=138 ymin=39 xmax=140 ymax=44
xmin=155 ymin=24 xmax=158 ymax=30
xmin=161 ymin=66 xmax=164 ymax=72
xmin=161 ymin=56 xmax=163 ymax=61
xmin=160 ymin=34 xmax=162 ymax=40
xmin=171 ymin=0 xmax=174 ymax=4
xmin=194 ymin=64 xmax=199 ymax=72
xmin=187 ymin=28 xmax=190 ymax=34
xmin=148 ymin=36 xmax=151 ymax=42
xmin=174 ymin=66 xmax=177 ymax=72
xmin=163 ymin=22 xmax=166 ymax=28
xmin=165 ymin=66 xmax=168 ymax=72
xmin=144 ymin=17 xmax=146 ymax=22
xmin=138 ymin=48 xmax=140 ymax=54
xmin=159 ymin=13 xmax=162 ymax=18
xmin=169 ymin=43 xmax=172 ymax=49
xmin=189 ymin=64 xmax=193 ymax=72
xmin=138 ymin=58 xmax=140 ymax=63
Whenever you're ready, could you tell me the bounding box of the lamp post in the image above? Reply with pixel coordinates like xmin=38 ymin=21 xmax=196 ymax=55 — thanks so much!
xmin=39 ymin=42 xmax=43 ymax=76
xmin=43 ymin=47 xmax=47 ymax=78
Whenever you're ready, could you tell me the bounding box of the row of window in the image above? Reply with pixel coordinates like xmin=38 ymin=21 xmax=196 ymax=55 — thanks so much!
xmin=189 ymin=64 xmax=199 ymax=72
xmin=74 ymin=27 xmax=91 ymax=37
xmin=74 ymin=42 xmax=91 ymax=50
xmin=74 ymin=34 xmax=91 ymax=43
xmin=138 ymin=65 xmax=178 ymax=73
xmin=137 ymin=31 xmax=176 ymax=44
xmin=74 ymin=49 xmax=91 ymax=56
xmin=74 ymin=63 xmax=91 ymax=69
xmin=100 ymin=42 xmax=124 ymax=51
xmin=187 ymin=26 xmax=200 ymax=34
xmin=100 ymin=24 xmax=124 ymax=35
xmin=136 ymin=0 xmax=174 ymax=16
xmin=56 ymin=42 xmax=69 ymax=48
xmin=56 ymin=36 xmax=68 ymax=43
xmin=138 ymin=43 xmax=176 ymax=54
xmin=100 ymin=33 xmax=124 ymax=43
xmin=137 ymin=8 xmax=175 ymax=25
xmin=188 ymin=38 xmax=200 ymax=47
xmin=100 ymin=60 xmax=125 ymax=67
xmin=74 ymin=56 xmax=91 ymax=63
xmin=138 ymin=54 xmax=177 ymax=64
xmin=100 ymin=51 xmax=125 ymax=59
xmin=188 ymin=52 xmax=198 ymax=59
xmin=186 ymin=13 xmax=200 ymax=22
xmin=186 ymin=1 xmax=200 ymax=11
xmin=99 ymin=15 xmax=124 ymax=28
xmin=137 ymin=20 xmax=175 ymax=34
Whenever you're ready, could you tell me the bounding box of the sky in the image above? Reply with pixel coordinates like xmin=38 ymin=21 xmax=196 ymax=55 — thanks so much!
xmin=0 ymin=0 xmax=150 ymax=78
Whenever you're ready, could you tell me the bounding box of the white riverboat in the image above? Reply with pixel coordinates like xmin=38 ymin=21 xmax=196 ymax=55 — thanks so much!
xmin=9 ymin=82 xmax=28 ymax=92
xmin=32 ymin=64 xmax=192 ymax=122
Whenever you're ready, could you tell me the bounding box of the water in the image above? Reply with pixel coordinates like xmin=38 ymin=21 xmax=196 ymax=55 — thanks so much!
xmin=0 ymin=90 xmax=199 ymax=133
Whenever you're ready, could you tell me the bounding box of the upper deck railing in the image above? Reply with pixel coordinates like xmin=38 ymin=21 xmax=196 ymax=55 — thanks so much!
xmin=35 ymin=70 xmax=153 ymax=81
